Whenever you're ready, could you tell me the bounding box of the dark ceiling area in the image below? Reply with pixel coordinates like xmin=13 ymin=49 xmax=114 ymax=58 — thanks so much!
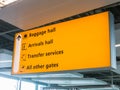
xmin=81 ymin=70 xmax=120 ymax=86
xmin=0 ymin=20 xmax=22 ymax=51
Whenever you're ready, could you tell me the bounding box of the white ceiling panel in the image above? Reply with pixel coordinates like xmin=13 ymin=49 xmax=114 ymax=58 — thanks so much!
xmin=0 ymin=0 xmax=120 ymax=30
xmin=0 ymin=49 xmax=12 ymax=68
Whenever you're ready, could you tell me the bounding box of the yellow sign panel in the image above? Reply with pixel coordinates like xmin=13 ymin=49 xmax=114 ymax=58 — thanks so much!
xmin=12 ymin=11 xmax=115 ymax=74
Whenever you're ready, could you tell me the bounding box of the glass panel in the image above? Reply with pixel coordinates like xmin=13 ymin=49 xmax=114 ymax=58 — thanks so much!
xmin=38 ymin=85 xmax=46 ymax=90
xmin=0 ymin=77 xmax=17 ymax=90
xmin=21 ymin=81 xmax=35 ymax=90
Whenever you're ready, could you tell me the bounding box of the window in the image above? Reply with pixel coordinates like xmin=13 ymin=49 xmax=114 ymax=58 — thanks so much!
xmin=38 ymin=85 xmax=46 ymax=90
xmin=0 ymin=77 xmax=17 ymax=90
xmin=21 ymin=81 xmax=35 ymax=90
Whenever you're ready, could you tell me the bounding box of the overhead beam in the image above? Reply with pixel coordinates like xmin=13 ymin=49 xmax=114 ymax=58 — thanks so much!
xmin=1 ymin=34 xmax=14 ymax=41
xmin=32 ymin=77 xmax=84 ymax=80
xmin=0 ymin=67 xmax=11 ymax=72
xmin=43 ymin=85 xmax=113 ymax=89
xmin=0 ymin=29 xmax=20 ymax=35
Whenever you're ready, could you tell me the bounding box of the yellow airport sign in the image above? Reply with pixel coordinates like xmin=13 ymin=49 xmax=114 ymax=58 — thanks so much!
xmin=12 ymin=11 xmax=116 ymax=74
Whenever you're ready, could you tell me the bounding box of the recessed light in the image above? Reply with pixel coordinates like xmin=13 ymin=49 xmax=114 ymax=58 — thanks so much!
xmin=0 ymin=0 xmax=18 ymax=7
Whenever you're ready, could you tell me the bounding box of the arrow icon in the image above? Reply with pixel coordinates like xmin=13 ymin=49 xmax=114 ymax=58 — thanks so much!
xmin=16 ymin=35 xmax=22 ymax=41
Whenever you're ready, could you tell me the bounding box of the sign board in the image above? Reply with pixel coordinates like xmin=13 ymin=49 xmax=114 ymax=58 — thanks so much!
xmin=12 ymin=11 xmax=116 ymax=74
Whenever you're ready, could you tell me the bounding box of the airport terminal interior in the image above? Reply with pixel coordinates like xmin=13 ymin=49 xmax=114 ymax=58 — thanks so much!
xmin=1 ymin=0 xmax=120 ymax=90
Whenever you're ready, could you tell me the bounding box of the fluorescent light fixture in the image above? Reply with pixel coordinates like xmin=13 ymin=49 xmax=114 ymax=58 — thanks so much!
xmin=13 ymin=73 xmax=83 ymax=79
xmin=0 ymin=60 xmax=12 ymax=68
xmin=36 ymin=73 xmax=83 ymax=78
xmin=0 ymin=49 xmax=12 ymax=68
xmin=0 ymin=60 xmax=12 ymax=63
xmin=0 ymin=0 xmax=18 ymax=7
xmin=33 ymin=78 xmax=107 ymax=86
xmin=0 ymin=72 xmax=11 ymax=75
xmin=81 ymin=85 xmax=119 ymax=90
xmin=115 ymin=44 xmax=120 ymax=47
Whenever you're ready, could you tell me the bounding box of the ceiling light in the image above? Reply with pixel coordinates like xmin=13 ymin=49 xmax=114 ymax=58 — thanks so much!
xmin=0 ymin=60 xmax=12 ymax=68
xmin=0 ymin=49 xmax=12 ymax=60
xmin=80 ymin=85 xmax=119 ymax=90
xmin=36 ymin=73 xmax=83 ymax=78
xmin=0 ymin=0 xmax=18 ymax=7
xmin=13 ymin=73 xmax=83 ymax=79
xmin=0 ymin=60 xmax=12 ymax=63
xmin=115 ymin=44 xmax=120 ymax=47
xmin=33 ymin=78 xmax=107 ymax=86
xmin=0 ymin=49 xmax=12 ymax=68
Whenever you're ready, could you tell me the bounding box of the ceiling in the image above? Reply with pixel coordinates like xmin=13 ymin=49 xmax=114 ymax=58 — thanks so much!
xmin=0 ymin=20 xmax=22 ymax=51
xmin=0 ymin=0 xmax=120 ymax=89
xmin=0 ymin=0 xmax=120 ymax=30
